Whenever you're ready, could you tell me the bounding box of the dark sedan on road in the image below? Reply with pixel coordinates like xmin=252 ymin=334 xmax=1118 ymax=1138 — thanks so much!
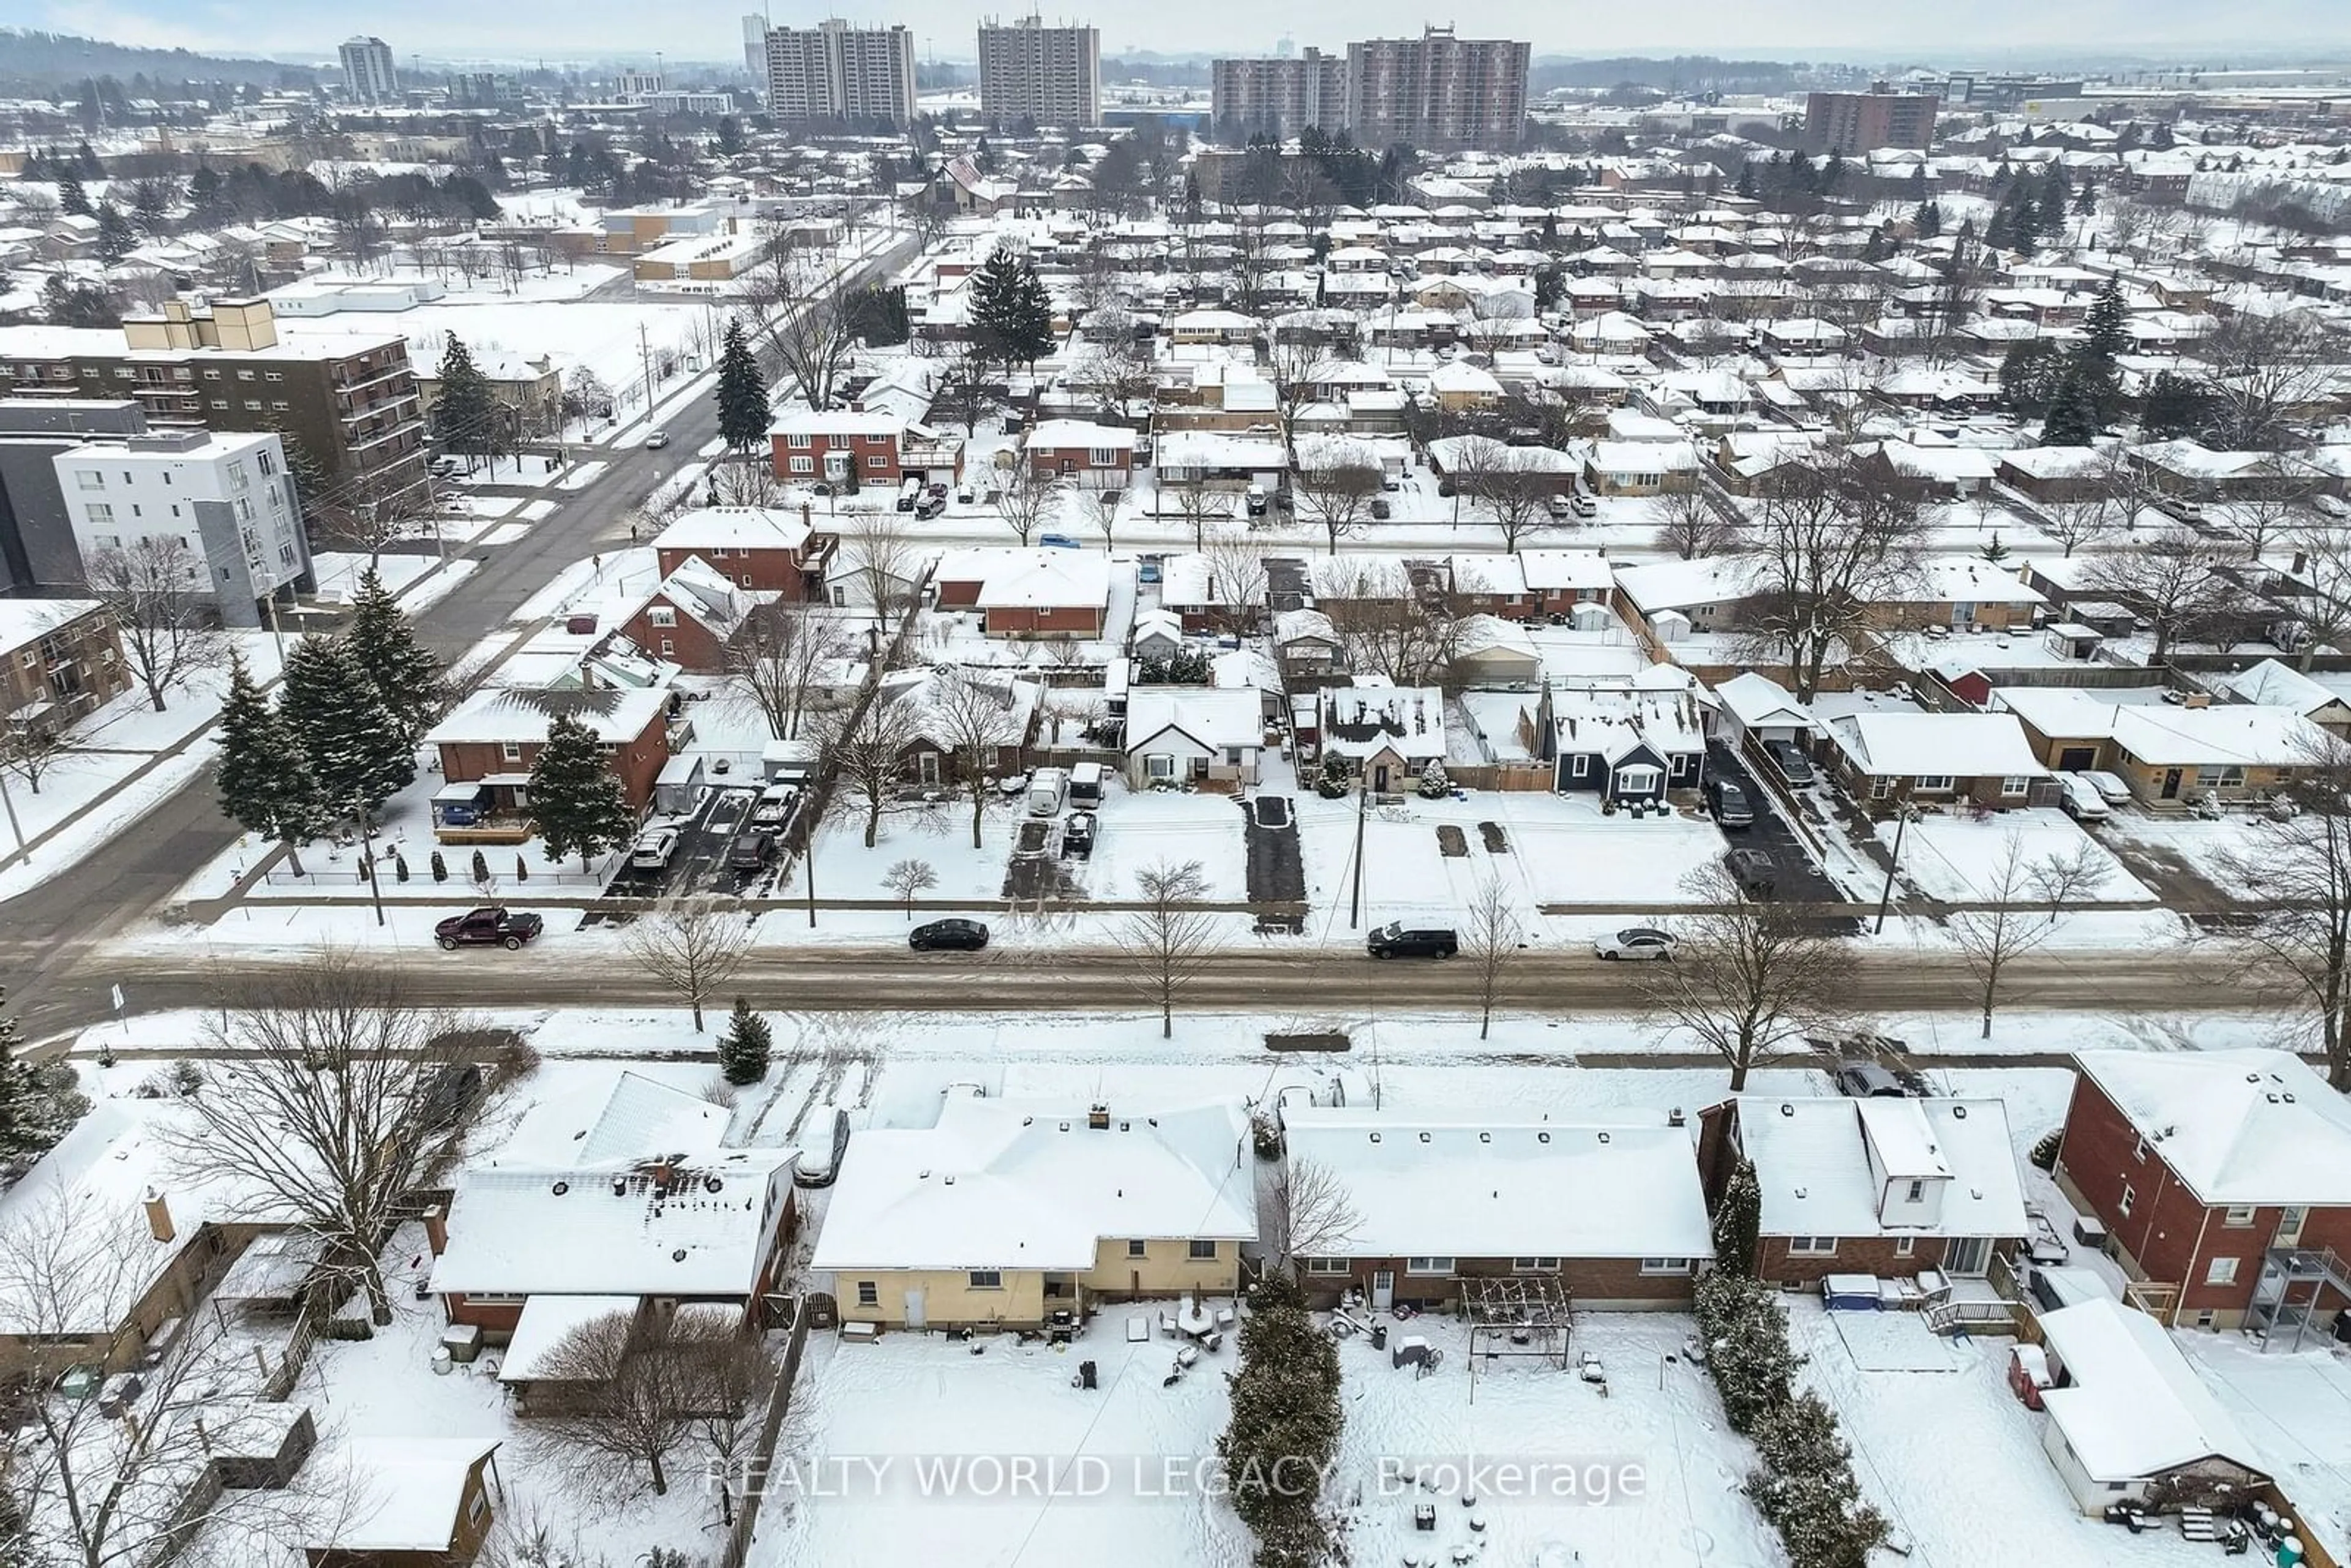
xmin=910 ymin=918 xmax=990 ymax=952
xmin=434 ymin=907 xmax=544 ymax=951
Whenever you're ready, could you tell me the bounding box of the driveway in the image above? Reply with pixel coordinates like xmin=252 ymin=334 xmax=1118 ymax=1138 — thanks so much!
xmin=1243 ymin=794 xmax=1306 ymax=933
xmin=1705 ymin=741 xmax=1854 ymax=929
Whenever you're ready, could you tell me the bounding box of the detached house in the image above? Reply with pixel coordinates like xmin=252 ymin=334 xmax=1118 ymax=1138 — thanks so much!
xmin=1537 ymin=677 xmax=1708 ymax=801
xmin=1124 ymin=686 xmax=1265 ymax=787
xmin=652 ymin=506 xmax=836 ymax=599
xmin=1318 ymin=684 xmax=1447 ymax=790
xmin=1824 ymin=710 xmax=2057 ymax=808
xmin=616 ymin=558 xmax=749 ymax=672
xmin=426 ymin=686 xmax=672 ymax=822
xmin=1699 ymin=1095 xmax=2029 ymax=1288
xmin=933 ymin=547 xmax=1113 ymax=639
xmin=813 ymin=1096 xmax=1257 ymax=1330
xmin=1024 ymin=419 xmax=1137 ymax=487
xmin=769 ymin=406 xmax=943 ymax=489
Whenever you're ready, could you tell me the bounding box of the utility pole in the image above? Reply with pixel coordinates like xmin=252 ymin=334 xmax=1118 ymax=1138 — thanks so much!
xmin=638 ymin=321 xmax=654 ymax=417
xmin=1873 ymin=803 xmax=1914 ymax=934
xmin=356 ymin=796 xmax=386 ymax=928
xmin=1347 ymin=771 xmax=1368 ymax=931
xmin=0 ymin=765 xmax=26 ymax=866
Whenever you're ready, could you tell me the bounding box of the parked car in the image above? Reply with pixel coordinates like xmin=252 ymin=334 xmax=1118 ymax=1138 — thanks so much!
xmin=434 ymin=907 xmax=544 ymax=951
xmin=2057 ymin=772 xmax=2111 ymax=823
xmin=1594 ymin=927 xmax=1678 ymax=961
xmin=751 ymin=785 xmax=800 ymax=827
xmin=1371 ymin=497 xmax=1392 ymax=521
xmin=913 ymin=495 xmax=945 ymax=520
xmin=1568 ymin=493 xmax=1597 ymax=519
xmin=2080 ymin=770 xmax=2132 ymax=806
xmin=1366 ymin=922 xmax=1458 ymax=958
xmin=910 ymin=918 xmax=990 ymax=951
xmin=1138 ymin=556 xmax=1163 ymax=584
xmin=1834 ymin=1063 xmax=1907 ymax=1098
xmin=644 ymin=429 xmax=670 ymax=449
xmin=628 ymin=828 xmax=681 ymax=870
xmin=1762 ymin=740 xmax=1815 ymax=787
xmin=1705 ymin=777 xmax=1757 ymax=828
xmin=1246 ymin=484 xmax=1269 ymax=517
xmin=1547 ymin=493 xmax=1576 ymax=519
xmin=727 ymin=828 xmax=776 ymax=872
xmin=1038 ymin=533 xmax=1081 ymax=549
xmin=1723 ymin=847 xmax=1777 ymax=898
xmin=1382 ymin=473 xmax=1402 ymax=492
xmin=1063 ymin=811 xmax=1097 ymax=858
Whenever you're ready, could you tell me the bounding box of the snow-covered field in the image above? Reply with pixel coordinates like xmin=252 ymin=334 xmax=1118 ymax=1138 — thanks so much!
xmin=2103 ymin=811 xmax=2276 ymax=902
xmin=1882 ymin=808 xmax=2157 ymax=904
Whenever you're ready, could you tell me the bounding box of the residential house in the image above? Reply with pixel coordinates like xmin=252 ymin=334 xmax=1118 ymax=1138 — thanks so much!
xmin=1153 ymin=430 xmax=1289 ymax=489
xmin=1450 ymin=615 xmax=1541 ymax=685
xmin=1992 ymin=687 xmax=2327 ymax=804
xmin=934 ymin=547 xmax=1113 ymax=639
xmin=1823 ymin=710 xmax=2058 ymax=807
xmin=1024 ymin=419 xmax=1136 ymax=487
xmin=2033 ymin=1299 xmax=2268 ymax=1514
xmin=0 ymin=599 xmax=129 ymax=730
xmin=425 ymin=685 xmax=672 ymax=824
xmin=1517 ymin=549 xmax=1616 ymax=619
xmin=302 ymin=1438 xmax=504 ymax=1568
xmin=1907 ymin=556 xmax=2049 ymax=632
xmin=1123 ymin=686 xmax=1264 ymax=787
xmin=812 ymin=1096 xmax=1258 ymax=1330
xmin=769 ymin=405 xmax=934 ymax=489
xmin=2218 ymin=658 xmax=2351 ymax=738
xmin=1318 ymin=684 xmax=1447 ymax=789
xmin=1273 ymin=607 xmax=1341 ymax=676
xmin=427 ymin=1073 xmax=799 ymax=1345
xmin=1280 ymin=1108 xmax=1715 ymax=1310
xmin=1130 ymin=607 xmax=1185 ymax=662
xmin=652 ymin=506 xmax=837 ymax=600
xmin=2055 ymin=1049 xmax=2351 ymax=1330
xmin=887 ymin=667 xmax=1045 ymax=787
xmin=1427 ymin=360 xmax=1503 ymax=413
xmin=1998 ymin=446 xmax=2119 ymax=505
xmin=2132 ymin=440 xmax=2330 ymax=502
xmin=1158 ymin=550 xmax=1262 ymax=633
xmin=1537 ymin=676 xmax=1708 ymax=800
xmin=1711 ymin=671 xmax=1812 ymax=750
xmin=615 ymin=558 xmax=751 ymax=672
xmin=1697 ymin=1095 xmax=2029 ymax=1287
xmin=1585 ymin=440 xmax=1700 ymax=496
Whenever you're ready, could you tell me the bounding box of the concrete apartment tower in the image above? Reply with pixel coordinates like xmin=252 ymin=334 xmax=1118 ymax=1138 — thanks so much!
xmin=977 ymin=15 xmax=1101 ymax=126
xmin=339 ymin=36 xmax=400 ymax=104
xmin=762 ymin=18 xmax=920 ymax=126
xmin=1344 ymin=26 xmax=1529 ymax=151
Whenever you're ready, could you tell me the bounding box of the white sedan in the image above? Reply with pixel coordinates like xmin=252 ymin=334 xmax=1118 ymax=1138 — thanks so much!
xmin=1594 ymin=927 xmax=1678 ymax=961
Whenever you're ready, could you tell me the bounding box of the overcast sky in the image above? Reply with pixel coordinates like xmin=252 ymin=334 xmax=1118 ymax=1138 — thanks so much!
xmin=41 ymin=0 xmax=2351 ymax=65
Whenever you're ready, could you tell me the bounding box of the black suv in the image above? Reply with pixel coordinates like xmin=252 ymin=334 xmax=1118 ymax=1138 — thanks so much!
xmin=1367 ymin=922 xmax=1458 ymax=958
xmin=1723 ymin=847 xmax=1777 ymax=898
xmin=1763 ymin=740 xmax=1815 ymax=787
xmin=728 ymin=828 xmax=776 ymax=872
xmin=1705 ymin=776 xmax=1757 ymax=828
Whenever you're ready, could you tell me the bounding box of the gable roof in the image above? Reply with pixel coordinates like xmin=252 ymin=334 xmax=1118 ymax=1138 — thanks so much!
xmin=654 ymin=506 xmax=815 ymax=554
xmin=1730 ymin=1095 xmax=2028 ymax=1240
xmin=1125 ymin=686 xmax=1264 ymax=752
xmin=1713 ymin=671 xmax=1811 ymax=731
xmin=313 ymin=1439 xmax=502 ymax=1553
xmin=2072 ymin=1049 xmax=2351 ymax=1205
xmin=2039 ymin=1299 xmax=2267 ymax=1483
xmin=1826 ymin=711 xmax=2049 ymax=779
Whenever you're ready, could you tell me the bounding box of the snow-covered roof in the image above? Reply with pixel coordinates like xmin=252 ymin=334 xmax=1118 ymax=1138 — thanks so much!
xmin=810 ymin=1097 xmax=1256 ymax=1273
xmin=654 ymin=506 xmax=815 ymax=554
xmin=1712 ymin=671 xmax=1810 ymax=731
xmin=2221 ymin=658 xmax=2343 ymax=715
xmin=1589 ymin=440 xmax=1699 ymax=475
xmin=425 ymin=685 xmax=670 ymax=746
xmin=1452 ymin=613 xmax=1539 ymax=661
xmin=1281 ymin=1108 xmax=1714 ymax=1261
xmin=2072 ymin=1049 xmax=2351 ymax=1206
xmin=1612 ymin=553 xmax=1765 ymax=613
xmin=969 ymin=549 xmax=1112 ymax=611
xmin=1275 ymin=607 xmax=1337 ymax=646
xmin=1027 ymin=419 xmax=1136 ymax=451
xmin=1321 ymin=685 xmax=1447 ymax=761
xmin=1125 ymin=686 xmax=1265 ymax=752
xmin=1826 ymin=711 xmax=2050 ymax=779
xmin=1997 ymin=445 xmax=2117 ymax=479
xmin=768 ymin=406 xmax=907 ymax=438
xmin=0 ymin=597 xmax=102 ymax=657
xmin=1732 ymin=1096 xmax=2028 ymax=1240
xmin=498 ymin=1292 xmax=640 ymax=1381
xmin=2039 ymin=1299 xmax=2267 ymax=1484
xmin=1918 ymin=557 xmax=2046 ymax=607
xmin=313 ymin=1438 xmax=501 ymax=1553
xmin=1515 ymin=549 xmax=1614 ymax=593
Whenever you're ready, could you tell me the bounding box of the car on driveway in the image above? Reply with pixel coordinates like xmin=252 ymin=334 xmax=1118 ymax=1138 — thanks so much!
xmin=435 ymin=906 xmax=543 ymax=951
xmin=1594 ymin=927 xmax=1678 ymax=961
xmin=1063 ymin=811 xmax=1097 ymax=858
xmin=910 ymin=918 xmax=990 ymax=951
xmin=1704 ymin=776 xmax=1757 ymax=828
xmin=1761 ymin=740 xmax=1815 ymax=787
xmin=1723 ymin=847 xmax=1777 ymax=898
xmin=628 ymin=828 xmax=681 ymax=870
xmin=1366 ymin=922 xmax=1458 ymax=958
xmin=751 ymin=785 xmax=800 ymax=828
xmin=728 ymin=828 xmax=776 ymax=872
xmin=1834 ymin=1063 xmax=1907 ymax=1098
xmin=2080 ymin=770 xmax=2132 ymax=806
xmin=2056 ymin=772 xmax=2110 ymax=822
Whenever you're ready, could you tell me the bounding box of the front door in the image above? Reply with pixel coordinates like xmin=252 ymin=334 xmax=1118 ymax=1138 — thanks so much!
xmin=1944 ymin=1236 xmax=1991 ymax=1275
xmin=2161 ymin=768 xmax=2183 ymax=800
xmin=1370 ymin=1270 xmax=1395 ymax=1310
xmin=902 ymin=1288 xmax=926 ymax=1329
xmin=1372 ymin=765 xmax=1391 ymax=792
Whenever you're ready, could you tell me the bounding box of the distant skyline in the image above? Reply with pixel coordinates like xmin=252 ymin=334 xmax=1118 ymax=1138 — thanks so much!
xmin=32 ymin=0 xmax=2351 ymax=66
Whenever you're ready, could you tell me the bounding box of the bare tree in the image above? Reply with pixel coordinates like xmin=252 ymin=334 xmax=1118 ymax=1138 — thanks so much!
xmin=2040 ymin=500 xmax=2115 ymax=560
xmin=683 ymin=1321 xmax=775 ymax=1528
xmin=0 ymin=703 xmax=91 ymax=795
xmin=727 ymin=599 xmax=847 ymax=740
xmin=770 ymin=294 xmax=858 ymax=413
xmin=819 ymin=691 xmax=920 ymax=848
xmin=1116 ymin=860 xmax=1221 ymax=1038
xmin=2284 ymin=522 xmax=2351 ymax=670
xmin=882 ymin=858 xmax=939 ymax=915
xmin=1166 ymin=473 xmax=1226 ymax=550
xmin=1473 ymin=450 xmax=1558 ymax=555
xmin=1461 ymin=869 xmax=1523 ymax=1040
xmin=838 ymin=509 xmax=918 ymax=633
xmin=1262 ymin=1155 xmax=1360 ymax=1270
xmin=1744 ymin=448 xmax=1927 ymax=701
xmin=1650 ymin=486 xmax=1739 ymax=560
xmin=524 ymin=1308 xmax=716 ymax=1499
xmin=1295 ymin=457 xmax=1382 ymax=556
xmin=1948 ymin=831 xmax=2109 ymax=1039
xmin=169 ymin=951 xmax=476 ymax=1322
xmin=922 ymin=670 xmax=1024 ymax=848
xmin=709 ymin=458 xmax=785 ymax=509
xmin=2080 ymin=524 xmax=2233 ymax=660
xmin=1317 ymin=559 xmax=1455 ymax=685
xmin=929 ymin=345 xmax=992 ymax=438
xmin=622 ymin=895 xmax=756 ymax=1032
xmin=1199 ymin=528 xmax=1270 ymax=639
xmin=1640 ymin=863 xmax=1848 ymax=1090
xmin=2208 ymin=732 xmax=2351 ymax=1084
xmin=992 ymin=462 xmax=1066 ymax=547
xmin=82 ymin=539 xmax=228 ymax=711
xmin=2201 ymin=309 xmax=2342 ymax=452
xmin=1079 ymin=484 xmax=1123 ymax=552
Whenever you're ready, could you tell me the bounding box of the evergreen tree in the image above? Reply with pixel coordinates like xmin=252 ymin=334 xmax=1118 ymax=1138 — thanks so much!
xmin=717 ymin=997 xmax=773 ymax=1084
xmin=1712 ymin=1159 xmax=1761 ymax=1276
xmin=214 ymin=651 xmax=327 ymax=870
xmin=0 ymin=988 xmax=90 ymax=1172
xmin=2072 ymin=179 xmax=2099 ymax=217
xmin=56 ymin=173 xmax=89 ymax=216
xmin=2039 ymin=372 xmax=2102 ymax=446
xmin=1912 ymin=200 xmax=1941 ymax=239
xmin=280 ymin=637 xmax=414 ymax=816
xmin=2079 ymin=277 xmax=2128 ymax=363
xmin=968 ymin=244 xmax=1054 ymax=372
xmin=2142 ymin=370 xmax=2213 ymax=442
xmin=714 ymin=316 xmax=770 ymax=456
xmin=1734 ymin=161 xmax=1757 ymax=201
xmin=1982 ymin=533 xmax=2011 ymax=563
xmin=2150 ymin=120 xmax=2175 ymax=151
xmin=530 ymin=711 xmax=634 ymax=871
xmin=1694 ymin=1269 xmax=1794 ymax=1434
xmin=431 ymin=333 xmax=501 ymax=463
xmin=716 ymin=116 xmax=744 ymax=157
xmin=345 ymin=567 xmax=445 ymax=749
xmin=94 ymin=201 xmax=135 ymax=263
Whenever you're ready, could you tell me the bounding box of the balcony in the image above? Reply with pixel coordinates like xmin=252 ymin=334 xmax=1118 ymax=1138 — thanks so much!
xmin=333 ymin=362 xmax=418 ymax=399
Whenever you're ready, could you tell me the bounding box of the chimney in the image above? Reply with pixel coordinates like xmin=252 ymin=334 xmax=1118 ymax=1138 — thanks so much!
xmin=2295 ymin=550 xmax=2309 ymax=576
xmin=1087 ymin=1103 xmax=1111 ymax=1131
xmin=422 ymin=1205 xmax=449 ymax=1256
xmin=141 ymin=1187 xmax=175 ymax=1244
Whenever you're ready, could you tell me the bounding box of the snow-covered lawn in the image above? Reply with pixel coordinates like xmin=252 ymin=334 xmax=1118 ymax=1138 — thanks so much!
xmin=1080 ymin=790 xmax=1247 ymax=901
xmin=1794 ymin=1302 xmax=2212 ymax=1568
xmin=2102 ymin=811 xmax=2275 ymax=902
xmin=753 ymin=1317 xmax=1248 ymax=1568
xmin=1331 ymin=1311 xmax=1779 ymax=1568
xmin=2177 ymin=1333 xmax=2351 ymax=1563
xmin=309 ymin=550 xmax=438 ymax=605
xmin=1881 ymin=808 xmax=2156 ymax=904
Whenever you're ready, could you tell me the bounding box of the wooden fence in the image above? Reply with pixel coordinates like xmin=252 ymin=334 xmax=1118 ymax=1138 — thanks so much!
xmin=718 ymin=1304 xmax=815 ymax=1568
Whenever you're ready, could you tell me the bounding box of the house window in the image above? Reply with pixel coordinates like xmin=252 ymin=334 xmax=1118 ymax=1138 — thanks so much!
xmin=789 ymin=456 xmax=814 ymax=474
xmin=2119 ymin=1184 xmax=2135 ymax=1218
xmin=2223 ymin=1206 xmax=2256 ymax=1228
xmin=1146 ymin=754 xmax=1176 ymax=781
xmin=202 ymin=369 xmax=220 ymax=381
xmin=75 ymin=471 xmax=103 ymax=490
xmin=2132 ymin=1136 xmax=2148 ymax=1163
xmin=967 ymin=1269 xmax=1003 ymax=1290
xmin=787 ymin=434 xmax=812 ymax=448
xmin=500 ymin=742 xmax=523 ymax=762
xmin=1914 ymin=775 xmax=1955 ymax=793
xmin=1128 ymin=1239 xmax=1148 ymax=1258
xmin=648 ymin=607 xmax=677 ymax=627
xmin=866 ymin=454 xmax=888 ymax=470
xmin=2195 ymin=1310 xmax=2217 ymax=1329
xmin=2196 ymin=765 xmax=2245 ymax=789
xmin=84 ymin=504 xmax=113 ymax=524
xmin=1905 ymin=1180 xmax=1925 ymax=1202
xmin=1570 ymin=754 xmax=1590 ymax=778
xmin=459 ymin=1291 xmax=525 ymax=1304
xmin=265 ymin=371 xmax=282 ymax=383
xmin=2000 ymin=776 xmax=2030 ymax=797
xmin=1512 ymin=1256 xmax=1561 ymax=1272
xmin=659 ymin=639 xmax=673 ymax=656
xmin=1788 ymin=1237 xmax=1838 ymax=1256
xmin=856 ymin=1280 xmax=877 ymax=1307
xmin=2207 ymin=1256 xmax=2240 ymax=1287
xmin=1894 ymin=1236 xmax=1916 ymax=1257
xmin=1090 ymin=448 xmax=1119 ymax=465
xmin=1305 ymin=1258 xmax=1351 ymax=1275
xmin=1640 ymin=1258 xmax=1693 ymax=1275
xmin=1405 ymin=1256 xmax=1454 ymax=1275
xmin=1870 ymin=778 xmax=1892 ymax=799
xmin=467 ymin=1488 xmax=487 ymax=1528
xmin=1188 ymin=1240 xmax=1218 ymax=1261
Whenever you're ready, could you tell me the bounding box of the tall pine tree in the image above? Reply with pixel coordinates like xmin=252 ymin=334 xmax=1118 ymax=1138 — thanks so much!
xmin=215 ymin=651 xmax=327 ymax=872
xmin=280 ymin=637 xmax=414 ymax=816
xmin=717 ymin=997 xmax=773 ymax=1084
xmin=529 ymin=711 xmax=634 ymax=871
xmin=969 ymin=244 xmax=1054 ymax=372
xmin=56 ymin=173 xmax=89 ymax=216
xmin=714 ymin=315 xmax=770 ymax=456
xmin=1712 ymin=1159 xmax=1762 ymax=1277
xmin=0 ymin=988 xmax=89 ymax=1172
xmin=345 ymin=567 xmax=444 ymax=751
xmin=432 ymin=334 xmax=501 ymax=464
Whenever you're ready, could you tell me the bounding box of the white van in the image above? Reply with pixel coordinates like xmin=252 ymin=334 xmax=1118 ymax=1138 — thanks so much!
xmin=1026 ymin=766 xmax=1068 ymax=817
xmin=1067 ymin=761 xmax=1107 ymax=806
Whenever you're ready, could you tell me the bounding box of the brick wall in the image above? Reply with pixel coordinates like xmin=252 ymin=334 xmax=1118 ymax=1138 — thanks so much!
xmin=657 ymin=546 xmax=814 ymax=596
xmin=984 ymin=604 xmax=1104 ymax=638
xmin=623 ymin=598 xmax=730 ymax=672
xmin=437 ymin=712 xmax=669 ymax=813
xmin=1301 ymin=1254 xmax=1698 ymax=1310
xmin=1757 ymin=1233 xmax=1951 ymax=1288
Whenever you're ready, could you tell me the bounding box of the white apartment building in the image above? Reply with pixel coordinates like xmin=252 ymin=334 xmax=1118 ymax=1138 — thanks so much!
xmin=977 ymin=15 xmax=1100 ymax=126
xmin=762 ymin=19 xmax=918 ymax=126
xmin=339 ymin=36 xmax=400 ymax=105
xmin=51 ymin=430 xmax=312 ymax=629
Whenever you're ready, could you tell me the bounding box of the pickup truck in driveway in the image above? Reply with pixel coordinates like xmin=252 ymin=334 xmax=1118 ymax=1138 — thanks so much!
xmin=434 ymin=907 xmax=544 ymax=951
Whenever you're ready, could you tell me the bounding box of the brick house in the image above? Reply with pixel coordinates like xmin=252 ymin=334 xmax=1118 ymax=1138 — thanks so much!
xmin=880 ymin=667 xmax=1046 ymax=787
xmin=1280 ymin=1108 xmax=1715 ymax=1310
xmin=768 ymin=406 xmax=913 ymax=489
xmin=2055 ymin=1049 xmax=2351 ymax=1330
xmin=1024 ymin=419 xmax=1136 ymax=488
xmin=1992 ymin=688 xmax=2327 ymax=807
xmin=933 ymin=547 xmax=1112 ymax=639
xmin=1823 ymin=710 xmax=2060 ymax=809
xmin=652 ymin=506 xmax=837 ymax=599
xmin=0 ymin=599 xmax=130 ymax=729
xmin=1517 ymin=549 xmax=1616 ymax=620
xmin=616 ymin=558 xmax=751 ymax=672
xmin=426 ymin=686 xmax=672 ymax=817
xmin=1697 ymin=1095 xmax=2028 ymax=1288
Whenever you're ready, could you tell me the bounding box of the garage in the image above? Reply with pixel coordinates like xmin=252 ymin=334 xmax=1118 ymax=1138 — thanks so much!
xmin=2057 ymin=746 xmax=2098 ymax=771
